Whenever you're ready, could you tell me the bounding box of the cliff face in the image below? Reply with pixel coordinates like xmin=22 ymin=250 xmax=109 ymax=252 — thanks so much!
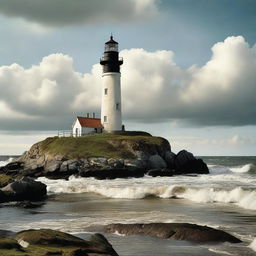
xmin=0 ymin=133 xmax=208 ymax=179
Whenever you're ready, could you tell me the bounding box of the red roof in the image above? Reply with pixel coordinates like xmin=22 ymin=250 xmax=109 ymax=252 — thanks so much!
xmin=77 ymin=117 xmax=103 ymax=129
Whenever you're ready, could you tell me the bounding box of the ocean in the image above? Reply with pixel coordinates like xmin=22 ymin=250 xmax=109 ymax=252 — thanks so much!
xmin=0 ymin=156 xmax=256 ymax=255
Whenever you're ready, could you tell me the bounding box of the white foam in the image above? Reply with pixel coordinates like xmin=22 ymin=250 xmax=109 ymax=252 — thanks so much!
xmin=229 ymin=164 xmax=252 ymax=173
xmin=0 ymin=157 xmax=13 ymax=167
xmin=249 ymin=238 xmax=256 ymax=252
xmin=178 ymin=187 xmax=256 ymax=210
xmin=37 ymin=176 xmax=256 ymax=211
xmin=208 ymin=248 xmax=234 ymax=255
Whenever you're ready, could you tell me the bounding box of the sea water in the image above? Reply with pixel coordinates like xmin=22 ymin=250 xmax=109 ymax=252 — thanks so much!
xmin=0 ymin=156 xmax=256 ymax=255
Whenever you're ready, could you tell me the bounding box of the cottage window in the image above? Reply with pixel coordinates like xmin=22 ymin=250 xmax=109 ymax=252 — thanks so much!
xmin=104 ymin=116 xmax=107 ymax=122
xmin=104 ymin=88 xmax=108 ymax=95
xmin=116 ymin=103 xmax=119 ymax=110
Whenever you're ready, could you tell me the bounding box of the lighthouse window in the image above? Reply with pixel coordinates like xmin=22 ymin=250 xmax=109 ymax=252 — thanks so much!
xmin=116 ymin=103 xmax=119 ymax=110
xmin=104 ymin=116 xmax=107 ymax=122
xmin=104 ymin=88 xmax=108 ymax=95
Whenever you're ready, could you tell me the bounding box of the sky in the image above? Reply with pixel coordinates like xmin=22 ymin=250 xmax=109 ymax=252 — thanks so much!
xmin=0 ymin=0 xmax=255 ymax=156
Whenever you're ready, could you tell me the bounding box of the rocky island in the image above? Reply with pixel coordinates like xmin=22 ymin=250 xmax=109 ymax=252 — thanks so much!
xmin=0 ymin=132 xmax=208 ymax=181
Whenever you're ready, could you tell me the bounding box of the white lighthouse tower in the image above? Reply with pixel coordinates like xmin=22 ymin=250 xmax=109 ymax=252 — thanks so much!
xmin=100 ymin=36 xmax=123 ymax=132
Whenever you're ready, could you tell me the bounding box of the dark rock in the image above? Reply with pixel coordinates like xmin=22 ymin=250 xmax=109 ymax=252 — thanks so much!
xmin=178 ymin=159 xmax=209 ymax=174
xmin=44 ymin=160 xmax=61 ymax=173
xmin=70 ymin=249 xmax=88 ymax=256
xmin=1 ymin=177 xmax=47 ymax=202
xmin=0 ymin=238 xmax=22 ymax=250
xmin=0 ymin=230 xmax=16 ymax=239
xmin=149 ymin=155 xmax=167 ymax=169
xmin=14 ymin=229 xmax=119 ymax=256
xmin=87 ymin=233 xmax=119 ymax=256
xmin=15 ymin=200 xmax=45 ymax=208
xmin=174 ymin=150 xmax=209 ymax=174
xmin=0 ymin=161 xmax=23 ymax=176
xmin=164 ymin=151 xmax=176 ymax=169
xmin=79 ymin=168 xmax=146 ymax=179
xmin=104 ymin=223 xmax=241 ymax=243
xmin=0 ymin=190 xmax=8 ymax=203
xmin=15 ymin=229 xmax=89 ymax=247
xmin=107 ymin=158 xmax=124 ymax=168
xmin=147 ymin=168 xmax=175 ymax=177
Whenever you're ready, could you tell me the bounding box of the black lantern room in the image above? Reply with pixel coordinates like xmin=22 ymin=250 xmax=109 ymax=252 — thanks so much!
xmin=100 ymin=35 xmax=123 ymax=73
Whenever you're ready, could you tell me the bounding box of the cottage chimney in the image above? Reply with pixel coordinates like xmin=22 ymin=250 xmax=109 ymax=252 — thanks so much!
xmin=93 ymin=112 xmax=95 ymax=118
xmin=87 ymin=113 xmax=89 ymax=118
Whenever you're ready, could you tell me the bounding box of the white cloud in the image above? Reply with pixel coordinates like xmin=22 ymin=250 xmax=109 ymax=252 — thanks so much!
xmin=0 ymin=36 xmax=255 ymax=131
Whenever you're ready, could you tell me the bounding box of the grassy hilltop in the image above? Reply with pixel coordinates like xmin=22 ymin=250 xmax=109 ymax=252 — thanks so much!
xmin=38 ymin=132 xmax=169 ymax=159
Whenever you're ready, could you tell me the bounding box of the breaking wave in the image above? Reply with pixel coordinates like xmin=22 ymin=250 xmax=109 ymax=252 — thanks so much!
xmin=249 ymin=238 xmax=256 ymax=252
xmin=209 ymin=163 xmax=255 ymax=175
xmin=38 ymin=176 xmax=256 ymax=211
xmin=229 ymin=164 xmax=254 ymax=173
xmin=0 ymin=157 xmax=13 ymax=167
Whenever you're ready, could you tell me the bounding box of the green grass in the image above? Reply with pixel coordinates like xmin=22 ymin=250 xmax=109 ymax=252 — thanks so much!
xmin=0 ymin=229 xmax=116 ymax=256
xmin=39 ymin=134 xmax=166 ymax=159
xmin=0 ymin=174 xmax=13 ymax=188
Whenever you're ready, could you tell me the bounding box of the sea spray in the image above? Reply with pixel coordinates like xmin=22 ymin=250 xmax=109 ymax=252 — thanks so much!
xmin=38 ymin=175 xmax=256 ymax=211
xmin=178 ymin=187 xmax=256 ymax=210
xmin=229 ymin=164 xmax=252 ymax=173
xmin=0 ymin=157 xmax=13 ymax=167
xmin=249 ymin=238 xmax=256 ymax=252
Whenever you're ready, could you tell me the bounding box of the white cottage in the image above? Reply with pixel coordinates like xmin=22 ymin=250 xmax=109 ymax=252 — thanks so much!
xmin=72 ymin=116 xmax=103 ymax=136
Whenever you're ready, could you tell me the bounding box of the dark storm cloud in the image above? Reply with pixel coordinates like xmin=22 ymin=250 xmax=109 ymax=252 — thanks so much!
xmin=0 ymin=0 xmax=158 ymax=27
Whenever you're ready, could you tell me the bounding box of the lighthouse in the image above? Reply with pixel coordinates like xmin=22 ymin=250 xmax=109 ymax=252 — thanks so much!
xmin=100 ymin=35 xmax=123 ymax=132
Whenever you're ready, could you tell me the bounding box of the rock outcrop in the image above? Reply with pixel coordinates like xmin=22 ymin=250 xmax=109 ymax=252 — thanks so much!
xmin=0 ymin=229 xmax=119 ymax=256
xmin=174 ymin=150 xmax=208 ymax=174
xmin=0 ymin=133 xmax=209 ymax=179
xmin=0 ymin=177 xmax=46 ymax=203
xmin=104 ymin=223 xmax=241 ymax=244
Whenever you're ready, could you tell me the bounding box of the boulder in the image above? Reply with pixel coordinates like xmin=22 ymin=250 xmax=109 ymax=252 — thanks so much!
xmin=107 ymin=158 xmax=124 ymax=168
xmin=79 ymin=168 xmax=146 ymax=179
xmin=0 ymin=190 xmax=8 ymax=203
xmin=44 ymin=160 xmax=61 ymax=173
xmin=0 ymin=161 xmax=23 ymax=176
xmin=12 ymin=229 xmax=119 ymax=256
xmin=174 ymin=150 xmax=209 ymax=174
xmin=104 ymin=223 xmax=241 ymax=243
xmin=89 ymin=157 xmax=108 ymax=167
xmin=164 ymin=151 xmax=176 ymax=169
xmin=59 ymin=160 xmax=79 ymax=174
xmin=149 ymin=155 xmax=167 ymax=169
xmin=0 ymin=238 xmax=21 ymax=250
xmin=15 ymin=229 xmax=89 ymax=247
xmin=1 ymin=177 xmax=47 ymax=202
xmin=124 ymin=159 xmax=148 ymax=169
xmin=86 ymin=233 xmax=119 ymax=256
